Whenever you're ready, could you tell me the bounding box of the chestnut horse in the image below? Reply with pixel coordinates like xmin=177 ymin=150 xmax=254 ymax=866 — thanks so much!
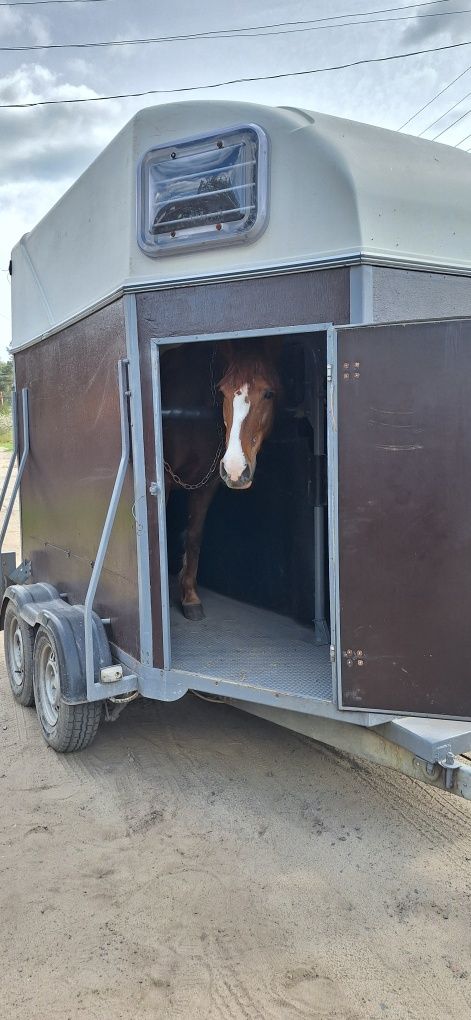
xmin=161 ymin=339 xmax=281 ymax=619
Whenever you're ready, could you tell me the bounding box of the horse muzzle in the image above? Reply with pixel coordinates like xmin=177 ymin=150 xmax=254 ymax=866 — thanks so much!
xmin=219 ymin=462 xmax=253 ymax=489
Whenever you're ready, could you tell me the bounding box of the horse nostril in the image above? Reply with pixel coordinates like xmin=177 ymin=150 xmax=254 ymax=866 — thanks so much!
xmin=220 ymin=460 xmax=251 ymax=487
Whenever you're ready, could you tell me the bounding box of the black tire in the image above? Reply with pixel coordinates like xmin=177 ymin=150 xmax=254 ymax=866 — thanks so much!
xmin=3 ymin=601 xmax=35 ymax=707
xmin=33 ymin=626 xmax=101 ymax=752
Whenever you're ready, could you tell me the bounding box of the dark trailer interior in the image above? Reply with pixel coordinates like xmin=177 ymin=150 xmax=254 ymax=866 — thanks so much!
xmin=163 ymin=333 xmax=332 ymax=701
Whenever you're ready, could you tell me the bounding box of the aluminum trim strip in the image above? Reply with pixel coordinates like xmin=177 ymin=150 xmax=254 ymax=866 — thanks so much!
xmin=152 ymin=322 xmax=333 ymax=347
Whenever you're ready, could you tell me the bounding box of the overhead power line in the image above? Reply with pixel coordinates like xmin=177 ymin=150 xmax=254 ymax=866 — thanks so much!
xmin=2 ymin=38 xmax=471 ymax=110
xmin=1 ymin=4 xmax=470 ymax=51
xmin=0 ymin=0 xmax=114 ymax=4
xmin=418 ymin=85 xmax=471 ymax=135
xmin=0 ymin=0 xmax=459 ymax=11
xmin=432 ymin=103 xmax=471 ymax=139
xmin=455 ymin=128 xmax=471 ymax=145
xmin=398 ymin=63 xmax=471 ymax=131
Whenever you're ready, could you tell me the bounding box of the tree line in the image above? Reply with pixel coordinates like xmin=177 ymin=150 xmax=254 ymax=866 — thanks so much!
xmin=0 ymin=359 xmax=13 ymax=409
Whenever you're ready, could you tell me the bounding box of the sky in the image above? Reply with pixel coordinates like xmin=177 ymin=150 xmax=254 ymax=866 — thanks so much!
xmin=1 ymin=0 xmax=471 ymax=357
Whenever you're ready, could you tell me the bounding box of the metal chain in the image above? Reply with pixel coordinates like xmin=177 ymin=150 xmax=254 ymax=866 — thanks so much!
xmin=164 ymin=346 xmax=224 ymax=492
xmin=163 ymin=440 xmax=224 ymax=491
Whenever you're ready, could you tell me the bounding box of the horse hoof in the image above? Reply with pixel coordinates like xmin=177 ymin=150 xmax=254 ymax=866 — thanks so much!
xmin=182 ymin=602 xmax=205 ymax=621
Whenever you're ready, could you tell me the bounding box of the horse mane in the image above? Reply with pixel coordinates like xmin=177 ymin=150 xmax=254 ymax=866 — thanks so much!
xmin=218 ymin=342 xmax=281 ymax=393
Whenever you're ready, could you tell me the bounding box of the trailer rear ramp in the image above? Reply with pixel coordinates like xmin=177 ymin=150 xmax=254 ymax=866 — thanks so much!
xmin=231 ymin=702 xmax=471 ymax=800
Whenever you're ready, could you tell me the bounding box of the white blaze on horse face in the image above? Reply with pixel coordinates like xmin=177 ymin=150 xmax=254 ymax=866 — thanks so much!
xmin=223 ymin=384 xmax=250 ymax=481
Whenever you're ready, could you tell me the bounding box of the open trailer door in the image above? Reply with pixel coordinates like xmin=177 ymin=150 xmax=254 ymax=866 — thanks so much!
xmin=331 ymin=318 xmax=471 ymax=720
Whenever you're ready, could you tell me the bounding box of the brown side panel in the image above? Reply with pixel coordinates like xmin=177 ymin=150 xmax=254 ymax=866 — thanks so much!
xmin=136 ymin=268 xmax=350 ymax=343
xmin=137 ymin=269 xmax=349 ymax=666
xmin=337 ymin=319 xmax=471 ymax=718
xmin=14 ymin=300 xmax=140 ymax=660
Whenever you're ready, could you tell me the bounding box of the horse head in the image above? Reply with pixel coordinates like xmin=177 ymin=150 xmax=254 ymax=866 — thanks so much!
xmin=218 ymin=339 xmax=282 ymax=490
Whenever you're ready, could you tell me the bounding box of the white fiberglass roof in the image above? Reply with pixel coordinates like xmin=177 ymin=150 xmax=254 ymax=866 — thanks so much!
xmin=10 ymin=99 xmax=471 ymax=349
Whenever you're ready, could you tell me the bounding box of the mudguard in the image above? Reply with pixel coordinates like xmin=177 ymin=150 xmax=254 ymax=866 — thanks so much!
xmin=1 ymin=584 xmax=112 ymax=704
xmin=0 ymin=582 xmax=59 ymax=628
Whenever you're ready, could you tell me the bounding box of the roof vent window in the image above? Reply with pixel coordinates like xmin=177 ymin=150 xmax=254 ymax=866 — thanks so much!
xmin=138 ymin=125 xmax=268 ymax=256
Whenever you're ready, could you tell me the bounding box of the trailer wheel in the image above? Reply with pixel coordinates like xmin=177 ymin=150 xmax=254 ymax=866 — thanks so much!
xmin=4 ymin=601 xmax=35 ymax=707
xmin=33 ymin=626 xmax=101 ymax=752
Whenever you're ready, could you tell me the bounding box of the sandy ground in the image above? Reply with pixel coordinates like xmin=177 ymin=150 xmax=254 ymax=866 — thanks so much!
xmin=1 ymin=452 xmax=471 ymax=1020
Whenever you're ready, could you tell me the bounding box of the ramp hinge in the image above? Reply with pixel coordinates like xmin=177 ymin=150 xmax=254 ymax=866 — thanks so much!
xmin=330 ymin=644 xmax=336 ymax=663
xmin=327 ymin=364 xmax=333 ymax=383
xmin=437 ymin=749 xmax=461 ymax=791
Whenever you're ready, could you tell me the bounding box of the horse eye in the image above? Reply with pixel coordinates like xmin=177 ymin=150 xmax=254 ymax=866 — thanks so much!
xmin=264 ymin=389 xmax=274 ymax=400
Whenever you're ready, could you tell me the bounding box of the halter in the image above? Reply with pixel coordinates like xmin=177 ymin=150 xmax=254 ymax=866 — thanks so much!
xmin=163 ymin=346 xmax=225 ymax=491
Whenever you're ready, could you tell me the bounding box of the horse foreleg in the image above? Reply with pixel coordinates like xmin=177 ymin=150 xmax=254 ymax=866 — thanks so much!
xmin=180 ymin=476 xmax=220 ymax=621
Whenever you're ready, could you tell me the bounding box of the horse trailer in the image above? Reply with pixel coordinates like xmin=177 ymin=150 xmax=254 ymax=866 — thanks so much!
xmin=3 ymin=100 xmax=471 ymax=799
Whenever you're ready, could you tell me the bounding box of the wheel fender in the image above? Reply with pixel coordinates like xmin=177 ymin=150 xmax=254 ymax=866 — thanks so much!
xmin=34 ymin=604 xmax=112 ymax=704
xmin=35 ymin=610 xmax=84 ymax=704
xmin=2 ymin=585 xmax=112 ymax=703
xmin=0 ymin=583 xmax=59 ymax=630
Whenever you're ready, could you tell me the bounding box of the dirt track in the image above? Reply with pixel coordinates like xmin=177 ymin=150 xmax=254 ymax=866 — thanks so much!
xmin=1 ymin=452 xmax=471 ymax=1020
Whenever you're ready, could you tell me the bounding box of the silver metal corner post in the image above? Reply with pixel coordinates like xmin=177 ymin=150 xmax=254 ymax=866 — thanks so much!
xmin=305 ymin=341 xmax=329 ymax=645
xmin=124 ymin=293 xmax=153 ymax=668
xmin=150 ymin=340 xmax=171 ymax=670
xmin=326 ymin=325 xmax=341 ymax=706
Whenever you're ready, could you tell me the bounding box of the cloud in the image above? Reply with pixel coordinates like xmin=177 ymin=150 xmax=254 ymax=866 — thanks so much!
xmin=0 ymin=65 xmax=128 ymax=356
xmin=0 ymin=4 xmax=52 ymax=46
xmin=404 ymin=0 xmax=471 ymax=44
xmin=0 ymin=64 xmax=126 ymax=185
xmin=0 ymin=63 xmax=95 ymax=107
xmin=0 ymin=179 xmax=69 ymax=357
xmin=0 ymin=6 xmax=23 ymax=35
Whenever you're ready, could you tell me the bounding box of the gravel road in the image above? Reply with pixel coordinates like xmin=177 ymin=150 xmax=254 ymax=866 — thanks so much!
xmin=1 ymin=452 xmax=470 ymax=1020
